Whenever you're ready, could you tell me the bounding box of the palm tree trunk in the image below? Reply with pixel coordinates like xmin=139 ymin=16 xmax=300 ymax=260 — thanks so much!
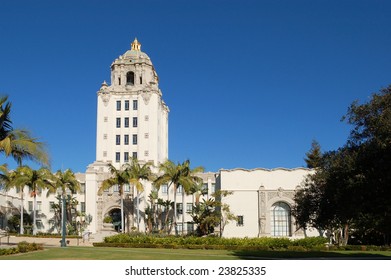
xmin=136 ymin=189 xmax=140 ymax=231
xmin=33 ymin=194 xmax=37 ymax=235
xmin=182 ymin=191 xmax=185 ymax=235
xmin=121 ymin=194 xmax=124 ymax=233
xmin=20 ymin=189 xmax=24 ymax=234
xmin=173 ymin=184 xmax=177 ymax=235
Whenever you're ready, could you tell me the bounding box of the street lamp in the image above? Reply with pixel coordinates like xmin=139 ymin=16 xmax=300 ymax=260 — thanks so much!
xmin=60 ymin=194 xmax=67 ymax=247
xmin=59 ymin=189 xmax=71 ymax=247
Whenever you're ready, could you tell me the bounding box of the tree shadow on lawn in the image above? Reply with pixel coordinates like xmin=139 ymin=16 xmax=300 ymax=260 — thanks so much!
xmin=231 ymin=250 xmax=391 ymax=260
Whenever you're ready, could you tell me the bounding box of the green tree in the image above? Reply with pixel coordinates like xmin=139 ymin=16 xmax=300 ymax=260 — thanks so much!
xmin=98 ymin=164 xmax=129 ymax=233
xmin=9 ymin=166 xmax=54 ymax=235
xmin=191 ymin=190 xmax=236 ymax=236
xmin=126 ymin=158 xmax=154 ymax=231
xmin=154 ymin=159 xmax=204 ymax=235
xmin=294 ymin=86 xmax=391 ymax=245
xmin=304 ymin=140 xmax=322 ymax=168
xmin=343 ymin=85 xmax=391 ymax=244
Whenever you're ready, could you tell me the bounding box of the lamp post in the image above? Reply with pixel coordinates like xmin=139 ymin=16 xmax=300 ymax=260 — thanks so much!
xmin=60 ymin=194 xmax=67 ymax=247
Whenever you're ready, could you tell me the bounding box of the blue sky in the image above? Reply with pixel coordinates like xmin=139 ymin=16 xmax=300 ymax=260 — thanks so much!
xmin=0 ymin=0 xmax=390 ymax=173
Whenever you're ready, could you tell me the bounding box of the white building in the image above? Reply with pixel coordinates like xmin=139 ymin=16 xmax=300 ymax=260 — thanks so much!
xmin=0 ymin=39 xmax=316 ymax=238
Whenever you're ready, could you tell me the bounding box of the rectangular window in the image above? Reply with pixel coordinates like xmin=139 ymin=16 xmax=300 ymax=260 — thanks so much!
xmin=237 ymin=215 xmax=244 ymax=226
xmin=202 ymin=183 xmax=208 ymax=195
xmin=116 ymin=118 xmax=121 ymax=128
xmin=124 ymin=117 xmax=129 ymax=128
xmin=28 ymin=201 xmax=33 ymax=211
xmin=211 ymin=183 xmax=216 ymax=194
xmin=133 ymin=100 xmax=138 ymax=110
xmin=37 ymin=201 xmax=42 ymax=211
xmin=124 ymin=152 xmax=129 ymax=162
xmin=139 ymin=76 xmax=142 ymax=85
xmin=116 ymin=135 xmax=120 ymax=145
xmin=80 ymin=202 xmax=86 ymax=213
xmin=113 ymin=185 xmax=119 ymax=192
xmin=187 ymin=222 xmax=194 ymax=233
xmin=132 ymin=134 xmax=137 ymax=145
xmin=133 ymin=117 xmax=138 ymax=127
xmin=161 ymin=185 xmax=168 ymax=194
xmin=124 ymin=135 xmax=129 ymax=145
xmin=36 ymin=219 xmax=43 ymax=230
xmin=132 ymin=152 xmax=137 ymax=159
xmin=80 ymin=183 xmax=85 ymax=194
xmin=176 ymin=223 xmax=183 ymax=234
xmin=177 ymin=185 xmax=183 ymax=193
xmin=124 ymin=184 xmax=130 ymax=192
xmin=186 ymin=203 xmax=193 ymax=213
xmin=176 ymin=203 xmax=183 ymax=214
xmin=124 ymin=100 xmax=129 ymax=111
xmin=116 ymin=100 xmax=121 ymax=111
xmin=115 ymin=152 xmax=120 ymax=162
xmin=49 ymin=201 xmax=55 ymax=212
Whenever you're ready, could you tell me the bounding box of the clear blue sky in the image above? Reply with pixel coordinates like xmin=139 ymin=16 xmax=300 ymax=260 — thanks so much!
xmin=1 ymin=0 xmax=390 ymax=173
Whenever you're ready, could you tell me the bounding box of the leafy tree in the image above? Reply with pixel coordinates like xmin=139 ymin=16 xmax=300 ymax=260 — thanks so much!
xmin=343 ymin=85 xmax=391 ymax=244
xmin=294 ymin=85 xmax=391 ymax=245
xmin=191 ymin=190 xmax=236 ymax=236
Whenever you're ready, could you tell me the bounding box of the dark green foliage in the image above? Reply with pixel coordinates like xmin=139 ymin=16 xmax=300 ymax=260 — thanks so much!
xmin=293 ymin=85 xmax=391 ymax=245
xmin=304 ymin=140 xmax=322 ymax=168
xmin=99 ymin=233 xmax=330 ymax=251
xmin=0 ymin=241 xmax=43 ymax=256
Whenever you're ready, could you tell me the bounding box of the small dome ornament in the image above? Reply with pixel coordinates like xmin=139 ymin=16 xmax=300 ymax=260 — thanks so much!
xmin=131 ymin=38 xmax=141 ymax=51
xmin=101 ymin=80 xmax=108 ymax=88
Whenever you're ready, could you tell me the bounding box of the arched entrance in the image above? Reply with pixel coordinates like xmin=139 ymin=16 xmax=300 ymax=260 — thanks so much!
xmin=107 ymin=208 xmax=122 ymax=232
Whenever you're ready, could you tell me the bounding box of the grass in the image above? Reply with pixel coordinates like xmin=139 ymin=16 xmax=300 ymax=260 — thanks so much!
xmin=1 ymin=246 xmax=391 ymax=260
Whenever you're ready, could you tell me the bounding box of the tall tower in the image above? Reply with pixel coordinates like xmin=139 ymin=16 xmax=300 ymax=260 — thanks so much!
xmin=96 ymin=38 xmax=169 ymax=167
xmin=85 ymin=39 xmax=169 ymax=233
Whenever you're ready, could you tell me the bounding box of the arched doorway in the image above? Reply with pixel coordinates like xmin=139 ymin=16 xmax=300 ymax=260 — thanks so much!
xmin=107 ymin=208 xmax=122 ymax=232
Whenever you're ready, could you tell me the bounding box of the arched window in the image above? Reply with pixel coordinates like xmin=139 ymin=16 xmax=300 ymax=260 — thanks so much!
xmin=270 ymin=202 xmax=291 ymax=236
xmin=126 ymin=71 xmax=135 ymax=85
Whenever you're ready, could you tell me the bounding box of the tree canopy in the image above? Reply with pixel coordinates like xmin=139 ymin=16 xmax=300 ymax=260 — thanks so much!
xmin=293 ymin=85 xmax=391 ymax=245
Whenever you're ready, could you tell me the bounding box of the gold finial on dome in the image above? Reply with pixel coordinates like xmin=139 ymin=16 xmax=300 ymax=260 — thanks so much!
xmin=131 ymin=38 xmax=141 ymax=51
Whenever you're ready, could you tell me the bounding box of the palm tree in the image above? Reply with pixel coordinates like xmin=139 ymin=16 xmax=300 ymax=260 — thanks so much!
xmin=47 ymin=169 xmax=80 ymax=235
xmin=154 ymin=159 xmax=204 ymax=235
xmin=0 ymin=96 xmax=49 ymax=234
xmin=2 ymin=167 xmax=27 ymax=234
xmin=9 ymin=166 xmax=54 ymax=235
xmin=126 ymin=158 xmax=154 ymax=231
xmin=0 ymin=96 xmax=49 ymax=166
xmin=148 ymin=189 xmax=159 ymax=231
xmin=98 ymin=164 xmax=129 ymax=233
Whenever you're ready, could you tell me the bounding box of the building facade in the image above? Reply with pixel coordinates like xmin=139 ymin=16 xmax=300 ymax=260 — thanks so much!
xmin=0 ymin=39 xmax=316 ymax=238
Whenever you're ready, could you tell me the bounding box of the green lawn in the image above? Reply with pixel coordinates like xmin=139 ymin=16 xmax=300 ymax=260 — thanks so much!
xmin=1 ymin=246 xmax=391 ymax=260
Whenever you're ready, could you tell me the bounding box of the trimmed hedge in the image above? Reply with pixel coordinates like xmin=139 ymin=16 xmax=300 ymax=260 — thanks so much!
xmin=0 ymin=241 xmax=44 ymax=256
xmin=95 ymin=234 xmax=391 ymax=251
xmin=96 ymin=234 xmax=330 ymax=251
